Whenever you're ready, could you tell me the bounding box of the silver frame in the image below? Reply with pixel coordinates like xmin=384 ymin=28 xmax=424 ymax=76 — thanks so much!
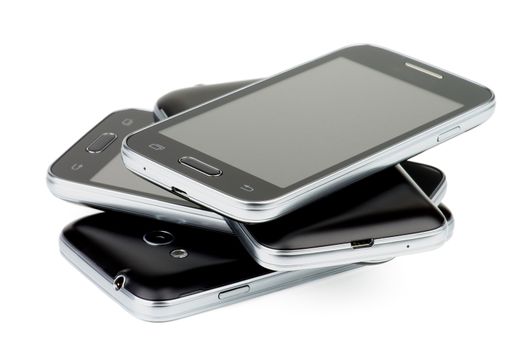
xmin=59 ymin=235 xmax=376 ymax=322
xmin=47 ymin=169 xmax=231 ymax=233
xmin=46 ymin=159 xmax=445 ymax=237
xmin=122 ymin=45 xmax=494 ymax=223
xmin=227 ymin=165 xmax=453 ymax=271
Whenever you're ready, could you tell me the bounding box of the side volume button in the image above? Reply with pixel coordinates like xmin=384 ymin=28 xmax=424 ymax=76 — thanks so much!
xmin=437 ymin=126 xmax=461 ymax=143
xmin=179 ymin=156 xmax=222 ymax=176
xmin=86 ymin=132 xmax=117 ymax=153
xmin=218 ymin=285 xmax=250 ymax=300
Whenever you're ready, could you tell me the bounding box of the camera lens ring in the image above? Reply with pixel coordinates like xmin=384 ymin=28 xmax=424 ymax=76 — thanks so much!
xmin=143 ymin=230 xmax=174 ymax=246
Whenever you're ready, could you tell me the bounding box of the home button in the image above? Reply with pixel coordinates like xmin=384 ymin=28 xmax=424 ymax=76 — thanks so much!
xmin=179 ymin=156 xmax=222 ymax=176
xmin=86 ymin=132 xmax=117 ymax=153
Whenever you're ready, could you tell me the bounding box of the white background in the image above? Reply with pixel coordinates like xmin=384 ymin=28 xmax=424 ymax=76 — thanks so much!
xmin=1 ymin=1 xmax=526 ymax=349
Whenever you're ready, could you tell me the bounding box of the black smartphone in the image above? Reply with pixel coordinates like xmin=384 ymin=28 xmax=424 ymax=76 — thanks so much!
xmin=60 ymin=212 xmax=372 ymax=322
xmin=123 ymin=44 xmax=493 ymax=223
xmin=227 ymin=163 xmax=453 ymax=270
xmin=60 ymin=206 xmax=452 ymax=322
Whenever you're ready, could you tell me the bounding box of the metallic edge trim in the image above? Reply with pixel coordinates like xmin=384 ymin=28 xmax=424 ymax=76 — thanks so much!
xmin=228 ymin=209 xmax=454 ymax=271
xmin=47 ymin=167 xmax=231 ymax=233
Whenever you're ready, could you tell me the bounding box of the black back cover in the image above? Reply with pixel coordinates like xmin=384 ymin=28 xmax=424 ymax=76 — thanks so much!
xmin=228 ymin=165 xmax=446 ymax=250
xmin=62 ymin=213 xmax=270 ymax=301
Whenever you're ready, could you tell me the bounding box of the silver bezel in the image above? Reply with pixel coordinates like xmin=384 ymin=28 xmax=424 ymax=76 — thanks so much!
xmin=47 ymin=168 xmax=231 ymax=233
xmin=59 ymin=235 xmax=372 ymax=322
xmin=123 ymin=45 xmax=494 ymax=223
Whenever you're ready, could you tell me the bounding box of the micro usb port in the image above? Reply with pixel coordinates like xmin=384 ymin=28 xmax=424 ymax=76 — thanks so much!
xmin=350 ymin=238 xmax=374 ymax=249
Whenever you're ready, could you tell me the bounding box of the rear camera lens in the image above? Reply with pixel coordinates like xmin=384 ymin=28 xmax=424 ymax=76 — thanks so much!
xmin=143 ymin=230 xmax=174 ymax=246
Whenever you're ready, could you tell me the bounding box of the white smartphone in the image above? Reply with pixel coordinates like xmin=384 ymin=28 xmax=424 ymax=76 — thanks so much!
xmin=122 ymin=44 xmax=494 ymax=222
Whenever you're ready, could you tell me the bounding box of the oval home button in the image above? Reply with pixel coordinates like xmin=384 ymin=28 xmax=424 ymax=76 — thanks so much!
xmin=179 ymin=156 xmax=222 ymax=176
xmin=86 ymin=132 xmax=117 ymax=153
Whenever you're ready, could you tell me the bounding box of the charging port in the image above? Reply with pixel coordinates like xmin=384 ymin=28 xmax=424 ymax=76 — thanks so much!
xmin=350 ymin=238 xmax=374 ymax=249
xmin=171 ymin=187 xmax=188 ymax=198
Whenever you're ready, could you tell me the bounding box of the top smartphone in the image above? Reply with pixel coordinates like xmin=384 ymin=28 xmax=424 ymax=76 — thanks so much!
xmin=123 ymin=44 xmax=495 ymax=223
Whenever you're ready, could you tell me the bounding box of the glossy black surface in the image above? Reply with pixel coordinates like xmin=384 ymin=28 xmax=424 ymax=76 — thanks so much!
xmin=227 ymin=165 xmax=446 ymax=250
xmin=155 ymin=80 xmax=257 ymax=121
xmin=62 ymin=213 xmax=271 ymax=301
xmin=401 ymin=160 xmax=445 ymax=199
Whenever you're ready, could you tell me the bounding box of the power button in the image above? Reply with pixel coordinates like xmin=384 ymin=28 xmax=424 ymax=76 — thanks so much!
xmin=218 ymin=285 xmax=250 ymax=300
xmin=437 ymin=126 xmax=461 ymax=143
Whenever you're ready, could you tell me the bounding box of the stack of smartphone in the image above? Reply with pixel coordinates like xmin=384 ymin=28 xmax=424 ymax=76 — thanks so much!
xmin=48 ymin=45 xmax=494 ymax=322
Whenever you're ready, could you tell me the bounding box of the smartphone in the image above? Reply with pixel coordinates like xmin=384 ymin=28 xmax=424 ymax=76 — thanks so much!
xmin=59 ymin=212 xmax=373 ymax=322
xmin=154 ymin=80 xmax=448 ymax=206
xmin=227 ymin=163 xmax=453 ymax=270
xmin=123 ymin=44 xmax=494 ymax=223
xmin=61 ymin=207 xmax=452 ymax=322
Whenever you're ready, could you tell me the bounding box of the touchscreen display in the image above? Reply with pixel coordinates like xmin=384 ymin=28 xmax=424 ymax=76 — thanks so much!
xmin=160 ymin=57 xmax=463 ymax=188
xmin=91 ymin=155 xmax=185 ymax=201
